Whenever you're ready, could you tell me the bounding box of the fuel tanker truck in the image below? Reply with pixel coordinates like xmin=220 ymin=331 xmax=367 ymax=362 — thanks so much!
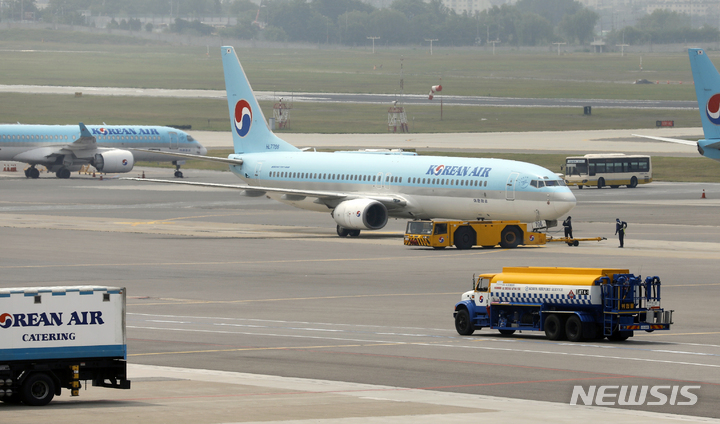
xmin=453 ymin=267 xmax=673 ymax=342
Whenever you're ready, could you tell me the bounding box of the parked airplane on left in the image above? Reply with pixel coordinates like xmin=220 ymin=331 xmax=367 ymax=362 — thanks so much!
xmin=0 ymin=123 xmax=207 ymax=178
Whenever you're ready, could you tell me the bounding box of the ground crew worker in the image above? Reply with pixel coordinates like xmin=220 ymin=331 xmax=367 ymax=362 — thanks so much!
xmin=615 ymin=218 xmax=627 ymax=248
xmin=563 ymin=216 xmax=573 ymax=239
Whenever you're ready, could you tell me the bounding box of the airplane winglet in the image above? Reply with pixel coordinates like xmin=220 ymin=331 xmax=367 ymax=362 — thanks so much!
xmin=79 ymin=122 xmax=93 ymax=138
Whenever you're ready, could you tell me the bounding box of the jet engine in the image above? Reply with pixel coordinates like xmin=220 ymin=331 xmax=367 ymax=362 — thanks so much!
xmin=332 ymin=198 xmax=388 ymax=230
xmin=92 ymin=150 xmax=134 ymax=173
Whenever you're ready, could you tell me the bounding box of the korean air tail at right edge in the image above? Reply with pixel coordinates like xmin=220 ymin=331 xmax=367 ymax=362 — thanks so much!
xmin=688 ymin=48 xmax=720 ymax=161
xmin=689 ymin=48 xmax=720 ymax=141
xmin=221 ymin=46 xmax=298 ymax=154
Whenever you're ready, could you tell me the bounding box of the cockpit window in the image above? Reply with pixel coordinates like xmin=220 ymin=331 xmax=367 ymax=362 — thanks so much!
xmin=531 ymin=179 xmax=565 ymax=188
xmin=187 ymin=135 xmax=195 ymax=141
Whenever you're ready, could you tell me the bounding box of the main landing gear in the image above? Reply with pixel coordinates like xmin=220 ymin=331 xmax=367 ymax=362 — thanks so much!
xmin=24 ymin=166 xmax=40 ymax=179
xmin=55 ymin=167 xmax=71 ymax=179
xmin=337 ymin=225 xmax=361 ymax=237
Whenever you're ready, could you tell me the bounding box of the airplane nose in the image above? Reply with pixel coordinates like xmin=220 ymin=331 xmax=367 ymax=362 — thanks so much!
xmin=199 ymin=146 xmax=208 ymax=155
xmin=552 ymin=189 xmax=576 ymax=216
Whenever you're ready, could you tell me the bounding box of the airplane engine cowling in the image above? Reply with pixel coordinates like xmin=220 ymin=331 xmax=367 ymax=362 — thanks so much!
xmin=332 ymin=198 xmax=388 ymax=230
xmin=93 ymin=150 xmax=134 ymax=173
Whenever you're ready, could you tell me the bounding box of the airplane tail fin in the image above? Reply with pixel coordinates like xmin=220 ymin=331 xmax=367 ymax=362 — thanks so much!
xmin=221 ymin=46 xmax=298 ymax=154
xmin=689 ymin=48 xmax=720 ymax=140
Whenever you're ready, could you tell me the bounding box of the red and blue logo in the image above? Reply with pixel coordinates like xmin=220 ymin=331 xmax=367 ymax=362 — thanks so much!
xmin=706 ymin=94 xmax=720 ymax=125
xmin=431 ymin=165 xmax=445 ymax=176
xmin=356 ymin=211 xmax=361 ymax=217
xmin=122 ymin=159 xmax=128 ymax=166
xmin=0 ymin=313 xmax=12 ymax=328
xmin=234 ymin=100 xmax=253 ymax=137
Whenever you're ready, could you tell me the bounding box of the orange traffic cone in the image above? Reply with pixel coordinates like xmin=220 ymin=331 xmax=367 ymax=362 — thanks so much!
xmin=701 ymin=189 xmax=706 ymax=199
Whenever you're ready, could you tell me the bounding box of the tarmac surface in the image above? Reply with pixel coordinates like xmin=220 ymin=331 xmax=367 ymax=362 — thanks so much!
xmin=1 ymin=159 xmax=719 ymax=422
xmin=189 ymin=127 xmax=705 ymax=156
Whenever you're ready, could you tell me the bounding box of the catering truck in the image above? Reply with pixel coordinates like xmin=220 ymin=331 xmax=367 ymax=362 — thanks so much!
xmin=0 ymin=286 xmax=130 ymax=406
xmin=453 ymin=267 xmax=673 ymax=342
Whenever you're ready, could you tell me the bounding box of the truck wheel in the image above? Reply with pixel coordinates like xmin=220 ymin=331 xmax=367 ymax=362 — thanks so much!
xmin=453 ymin=227 xmax=475 ymax=250
xmin=565 ymin=315 xmax=584 ymax=342
xmin=499 ymin=227 xmax=521 ymax=248
xmin=544 ymin=315 xmax=566 ymax=340
xmin=628 ymin=176 xmax=638 ymax=188
xmin=455 ymin=309 xmax=474 ymax=335
xmin=498 ymin=329 xmax=515 ymax=336
xmin=21 ymin=373 xmax=55 ymax=406
xmin=597 ymin=178 xmax=605 ymax=189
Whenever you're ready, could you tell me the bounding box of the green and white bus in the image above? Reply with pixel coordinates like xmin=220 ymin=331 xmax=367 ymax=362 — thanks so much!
xmin=563 ymin=154 xmax=652 ymax=189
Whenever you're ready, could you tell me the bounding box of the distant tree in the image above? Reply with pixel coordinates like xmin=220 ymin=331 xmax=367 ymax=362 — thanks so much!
xmin=367 ymin=8 xmax=409 ymax=45
xmin=559 ymin=9 xmax=599 ymax=45
xmin=338 ymin=10 xmax=370 ymax=45
xmin=128 ymin=17 xmax=142 ymax=31
xmin=516 ymin=12 xmax=553 ymax=46
xmin=637 ymin=9 xmax=690 ymax=31
xmin=261 ymin=25 xmax=288 ymax=42
xmin=145 ymin=22 xmax=154 ymax=32
xmin=170 ymin=18 xmax=214 ymax=36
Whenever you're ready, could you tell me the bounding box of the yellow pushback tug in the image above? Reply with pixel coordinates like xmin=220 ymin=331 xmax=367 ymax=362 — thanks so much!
xmin=404 ymin=220 xmax=604 ymax=249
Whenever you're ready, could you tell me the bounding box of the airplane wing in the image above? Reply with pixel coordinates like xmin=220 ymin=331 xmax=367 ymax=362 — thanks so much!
xmin=120 ymin=177 xmax=408 ymax=209
xmin=129 ymin=148 xmax=244 ymax=165
xmin=631 ymin=134 xmax=698 ymax=146
xmin=66 ymin=123 xmax=97 ymax=151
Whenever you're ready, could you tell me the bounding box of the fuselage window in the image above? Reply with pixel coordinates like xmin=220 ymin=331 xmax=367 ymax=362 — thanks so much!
xmin=372 ymin=175 xmax=376 ymax=181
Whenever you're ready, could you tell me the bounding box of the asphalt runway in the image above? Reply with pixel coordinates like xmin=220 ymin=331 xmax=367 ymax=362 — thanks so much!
xmin=0 ymin=84 xmax=696 ymax=109
xmin=1 ymin=166 xmax=719 ymax=422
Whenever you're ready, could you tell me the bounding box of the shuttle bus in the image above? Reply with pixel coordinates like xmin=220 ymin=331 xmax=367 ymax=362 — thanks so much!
xmin=563 ymin=154 xmax=652 ymax=189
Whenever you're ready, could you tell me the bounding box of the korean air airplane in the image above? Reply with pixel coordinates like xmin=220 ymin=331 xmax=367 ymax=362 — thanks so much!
xmin=633 ymin=48 xmax=720 ymax=162
xmin=0 ymin=123 xmax=207 ymax=178
xmin=127 ymin=46 xmax=576 ymax=237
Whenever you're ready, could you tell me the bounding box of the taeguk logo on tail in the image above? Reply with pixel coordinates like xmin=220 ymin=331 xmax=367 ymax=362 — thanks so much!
xmin=234 ymin=100 xmax=253 ymax=137
xmin=0 ymin=313 xmax=11 ymax=328
xmin=706 ymin=94 xmax=720 ymax=125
